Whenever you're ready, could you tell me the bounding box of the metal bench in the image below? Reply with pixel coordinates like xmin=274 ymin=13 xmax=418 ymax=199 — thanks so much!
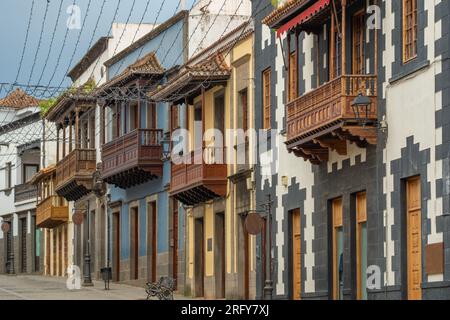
xmin=146 ymin=277 xmax=176 ymax=300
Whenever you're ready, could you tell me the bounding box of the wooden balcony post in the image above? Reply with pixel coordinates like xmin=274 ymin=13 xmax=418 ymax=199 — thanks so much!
xmin=201 ymin=87 xmax=205 ymax=149
xmin=75 ymin=108 xmax=80 ymax=149
xmin=69 ymin=116 xmax=73 ymax=153
xmin=342 ymin=0 xmax=347 ymax=75
xmin=62 ymin=122 xmax=66 ymax=158
xmin=137 ymin=99 xmax=141 ymax=130
xmin=56 ymin=125 xmax=60 ymax=162
xmin=100 ymin=105 xmax=105 ymax=146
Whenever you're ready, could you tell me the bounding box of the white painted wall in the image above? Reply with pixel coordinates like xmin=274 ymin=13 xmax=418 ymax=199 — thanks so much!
xmin=188 ymin=0 xmax=251 ymax=58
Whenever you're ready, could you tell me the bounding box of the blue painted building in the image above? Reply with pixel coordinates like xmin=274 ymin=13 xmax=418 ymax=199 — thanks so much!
xmin=98 ymin=11 xmax=189 ymax=288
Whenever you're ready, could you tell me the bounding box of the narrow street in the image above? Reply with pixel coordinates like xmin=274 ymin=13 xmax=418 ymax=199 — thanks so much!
xmin=0 ymin=275 xmax=186 ymax=300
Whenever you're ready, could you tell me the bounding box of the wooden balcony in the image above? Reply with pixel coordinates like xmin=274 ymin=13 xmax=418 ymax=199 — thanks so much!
xmin=286 ymin=74 xmax=378 ymax=164
xmin=14 ymin=183 xmax=37 ymax=203
xmin=36 ymin=195 xmax=69 ymax=229
xmin=55 ymin=148 xmax=97 ymax=201
xmin=170 ymin=147 xmax=227 ymax=206
xmin=102 ymin=129 xmax=164 ymax=189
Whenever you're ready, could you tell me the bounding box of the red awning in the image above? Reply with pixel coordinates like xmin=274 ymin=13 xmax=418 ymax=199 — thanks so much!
xmin=277 ymin=0 xmax=331 ymax=37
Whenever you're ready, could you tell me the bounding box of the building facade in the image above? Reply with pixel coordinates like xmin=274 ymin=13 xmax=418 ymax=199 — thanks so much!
xmin=97 ymin=1 xmax=252 ymax=291
xmin=254 ymin=0 xmax=450 ymax=300
xmin=150 ymin=21 xmax=256 ymax=299
xmin=0 ymin=89 xmax=44 ymax=275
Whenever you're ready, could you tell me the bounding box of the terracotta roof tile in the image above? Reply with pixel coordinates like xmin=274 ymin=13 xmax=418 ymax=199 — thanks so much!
xmin=0 ymin=88 xmax=40 ymax=109
xmin=98 ymin=51 xmax=164 ymax=93
xmin=150 ymin=53 xmax=231 ymax=102
xmin=262 ymin=0 xmax=309 ymax=27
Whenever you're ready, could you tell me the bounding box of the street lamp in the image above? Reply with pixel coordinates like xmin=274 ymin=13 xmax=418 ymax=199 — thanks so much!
xmin=74 ymin=203 xmax=93 ymax=287
xmin=351 ymin=93 xmax=372 ymax=125
xmin=160 ymin=132 xmax=172 ymax=161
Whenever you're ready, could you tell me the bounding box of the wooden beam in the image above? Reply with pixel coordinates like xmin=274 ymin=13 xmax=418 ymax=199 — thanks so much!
xmin=343 ymin=126 xmax=378 ymax=145
xmin=314 ymin=137 xmax=347 ymax=155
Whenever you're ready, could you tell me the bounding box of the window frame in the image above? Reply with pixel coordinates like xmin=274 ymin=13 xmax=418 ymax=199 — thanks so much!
xmin=262 ymin=68 xmax=272 ymax=130
xmin=403 ymin=0 xmax=418 ymax=63
xmin=289 ymin=50 xmax=298 ymax=102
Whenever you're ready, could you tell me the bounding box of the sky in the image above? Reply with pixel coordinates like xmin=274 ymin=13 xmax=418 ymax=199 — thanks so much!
xmin=0 ymin=0 xmax=195 ymax=98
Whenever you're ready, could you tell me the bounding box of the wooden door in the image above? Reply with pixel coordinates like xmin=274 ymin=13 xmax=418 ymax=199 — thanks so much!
xmin=352 ymin=11 xmax=365 ymax=74
xmin=58 ymin=229 xmax=62 ymax=276
xmin=407 ymin=177 xmax=422 ymax=300
xmin=130 ymin=207 xmax=139 ymax=280
xmin=332 ymin=198 xmax=344 ymax=300
xmin=20 ymin=218 xmax=27 ymax=273
xmin=194 ymin=218 xmax=205 ymax=297
xmin=113 ymin=212 xmax=120 ymax=282
xmin=356 ymin=193 xmax=368 ymax=300
xmin=52 ymin=230 xmax=57 ymax=276
xmin=64 ymin=226 xmax=68 ymax=276
xmin=150 ymin=202 xmax=157 ymax=283
xmin=46 ymin=230 xmax=50 ymax=275
xmin=215 ymin=212 xmax=225 ymax=299
xmin=292 ymin=209 xmax=301 ymax=300
xmin=6 ymin=223 xmax=12 ymax=273
xmin=173 ymin=201 xmax=179 ymax=289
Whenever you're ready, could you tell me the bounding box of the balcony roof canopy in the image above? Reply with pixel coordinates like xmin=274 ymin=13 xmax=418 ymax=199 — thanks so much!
xmin=45 ymin=78 xmax=97 ymax=123
xmin=29 ymin=165 xmax=56 ymax=185
xmin=96 ymin=51 xmax=165 ymax=97
xmin=149 ymin=53 xmax=231 ymax=103
xmin=263 ymin=0 xmax=332 ymax=37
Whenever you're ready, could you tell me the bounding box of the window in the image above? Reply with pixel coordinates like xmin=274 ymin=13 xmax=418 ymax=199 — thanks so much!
xmin=194 ymin=102 xmax=203 ymax=150
xmin=289 ymin=51 xmax=298 ymax=101
xmin=147 ymin=102 xmax=156 ymax=129
xmin=352 ymin=11 xmax=365 ymax=74
xmin=262 ymin=68 xmax=271 ymax=130
xmin=171 ymin=104 xmax=179 ymax=130
xmin=331 ymin=26 xmax=342 ymax=78
xmin=5 ymin=162 xmax=11 ymax=189
xmin=238 ymin=89 xmax=248 ymax=132
xmin=23 ymin=164 xmax=38 ymax=184
xmin=403 ymin=0 xmax=417 ymax=62
xmin=128 ymin=101 xmax=139 ymax=132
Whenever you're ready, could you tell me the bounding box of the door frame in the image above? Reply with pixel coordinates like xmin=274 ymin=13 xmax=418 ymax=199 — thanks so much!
xmin=214 ymin=211 xmax=226 ymax=299
xmin=403 ymin=176 xmax=423 ymax=300
xmin=290 ymin=208 xmax=302 ymax=300
xmin=147 ymin=201 xmax=157 ymax=283
xmin=112 ymin=210 xmax=121 ymax=282
xmin=129 ymin=206 xmax=139 ymax=280
xmin=194 ymin=217 xmax=205 ymax=297
xmin=329 ymin=198 xmax=343 ymax=300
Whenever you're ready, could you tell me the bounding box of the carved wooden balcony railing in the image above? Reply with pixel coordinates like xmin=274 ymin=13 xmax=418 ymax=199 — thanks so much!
xmin=170 ymin=146 xmax=227 ymax=206
xmin=286 ymin=74 xmax=378 ymax=164
xmin=14 ymin=183 xmax=37 ymax=203
xmin=36 ymin=195 xmax=69 ymax=229
xmin=55 ymin=148 xmax=97 ymax=201
xmin=102 ymin=129 xmax=164 ymax=189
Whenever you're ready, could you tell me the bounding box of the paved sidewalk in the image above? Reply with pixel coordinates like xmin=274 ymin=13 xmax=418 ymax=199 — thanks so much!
xmin=0 ymin=274 xmax=190 ymax=300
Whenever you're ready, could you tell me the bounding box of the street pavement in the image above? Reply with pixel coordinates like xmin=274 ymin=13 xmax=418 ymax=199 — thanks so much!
xmin=0 ymin=274 xmax=189 ymax=300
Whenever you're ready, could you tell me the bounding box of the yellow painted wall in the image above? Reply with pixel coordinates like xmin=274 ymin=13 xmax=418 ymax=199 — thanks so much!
xmin=185 ymin=34 xmax=256 ymax=292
